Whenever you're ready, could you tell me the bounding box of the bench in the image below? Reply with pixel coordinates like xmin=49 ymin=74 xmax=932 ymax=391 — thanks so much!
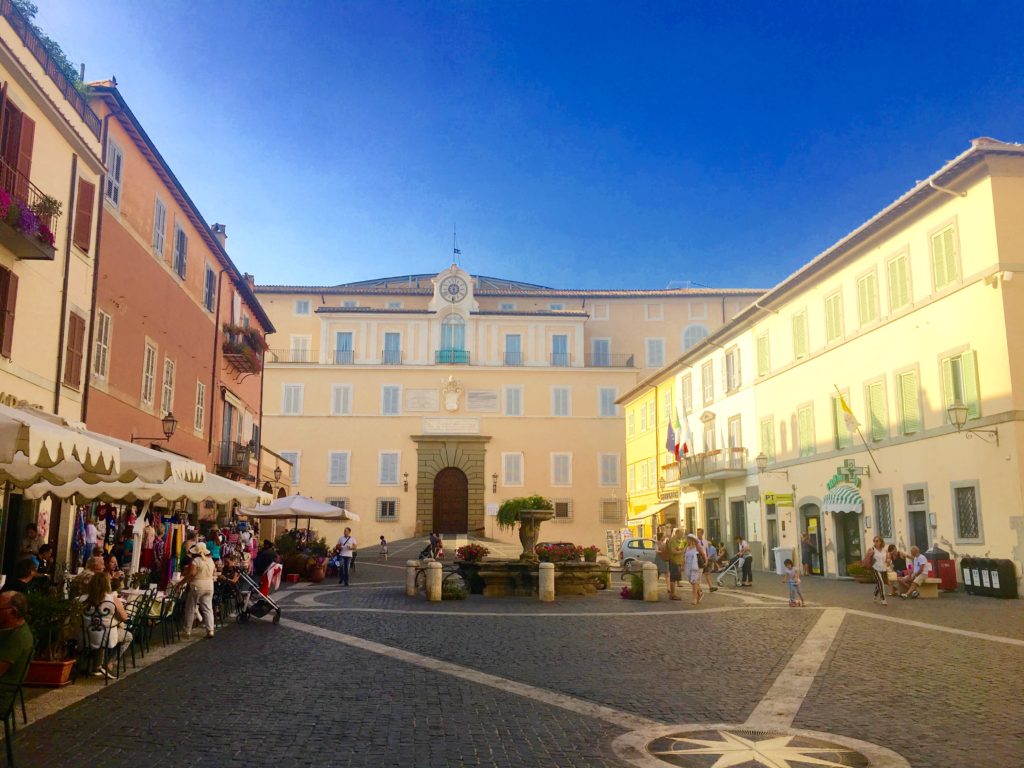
xmin=886 ymin=572 xmax=941 ymax=598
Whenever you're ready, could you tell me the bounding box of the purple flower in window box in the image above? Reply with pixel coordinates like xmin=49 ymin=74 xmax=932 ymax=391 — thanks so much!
xmin=17 ymin=205 xmax=40 ymax=236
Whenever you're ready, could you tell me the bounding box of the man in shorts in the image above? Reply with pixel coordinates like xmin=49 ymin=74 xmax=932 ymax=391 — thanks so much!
xmin=666 ymin=528 xmax=686 ymax=601
xmin=696 ymin=528 xmax=718 ymax=593
xmin=898 ymin=546 xmax=930 ymax=598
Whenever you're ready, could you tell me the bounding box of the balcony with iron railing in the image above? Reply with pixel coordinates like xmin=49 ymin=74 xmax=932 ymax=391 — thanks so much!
xmin=436 ymin=349 xmax=470 ymax=364
xmin=216 ymin=441 xmax=253 ymax=475
xmin=222 ymin=324 xmax=266 ymax=373
xmin=679 ymin=447 xmax=749 ymax=482
xmin=550 ymin=352 xmax=571 ymax=367
xmin=503 ymin=351 xmax=523 ymax=366
xmin=381 ymin=348 xmax=403 ymax=365
xmin=0 ymin=0 xmax=102 ymax=138
xmin=583 ymin=352 xmax=635 ymax=368
xmin=0 ymin=157 xmax=60 ymax=260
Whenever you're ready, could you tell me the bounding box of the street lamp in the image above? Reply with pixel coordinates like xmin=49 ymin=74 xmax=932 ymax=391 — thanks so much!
xmin=755 ymin=451 xmax=789 ymax=479
xmin=947 ymin=400 xmax=998 ymax=445
xmin=130 ymin=412 xmax=178 ymax=444
xmin=491 ymin=473 xmax=498 ymax=493
xmin=273 ymin=464 xmax=282 ymax=483
xmin=403 ymin=472 xmax=409 ymax=492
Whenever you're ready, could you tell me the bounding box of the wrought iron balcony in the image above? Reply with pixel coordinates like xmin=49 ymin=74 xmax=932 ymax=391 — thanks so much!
xmin=216 ymin=441 xmax=253 ymax=474
xmin=436 ymin=349 xmax=470 ymax=364
xmin=550 ymin=352 xmax=571 ymax=367
xmin=0 ymin=157 xmax=59 ymax=260
xmin=583 ymin=352 xmax=635 ymax=368
xmin=503 ymin=351 xmax=523 ymax=366
xmin=381 ymin=349 xmax=403 ymax=365
xmin=268 ymin=348 xmax=318 ymax=364
xmin=222 ymin=324 xmax=266 ymax=373
xmin=679 ymin=447 xmax=749 ymax=482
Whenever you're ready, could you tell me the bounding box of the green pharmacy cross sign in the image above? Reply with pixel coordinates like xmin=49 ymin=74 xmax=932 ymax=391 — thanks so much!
xmin=826 ymin=459 xmax=869 ymax=490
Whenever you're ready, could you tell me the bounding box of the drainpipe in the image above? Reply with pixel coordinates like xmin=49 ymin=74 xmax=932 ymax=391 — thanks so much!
xmin=82 ymin=113 xmax=113 ymax=423
xmin=752 ymin=298 xmax=778 ymax=315
xmin=207 ymin=269 xmax=227 ymax=456
xmin=255 ymin=329 xmax=266 ymax=487
xmin=52 ymin=154 xmax=79 ymax=415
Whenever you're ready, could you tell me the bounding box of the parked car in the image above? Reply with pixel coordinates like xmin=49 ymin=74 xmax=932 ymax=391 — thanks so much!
xmin=620 ymin=538 xmax=659 ymax=571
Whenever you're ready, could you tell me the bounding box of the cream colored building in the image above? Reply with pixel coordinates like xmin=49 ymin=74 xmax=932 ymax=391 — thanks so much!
xmin=256 ymin=266 xmax=760 ymax=548
xmin=0 ymin=4 xmax=104 ymax=567
xmin=623 ymin=138 xmax=1024 ymax=586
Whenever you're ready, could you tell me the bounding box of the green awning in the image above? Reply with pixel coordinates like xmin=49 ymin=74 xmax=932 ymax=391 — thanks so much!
xmin=823 ymin=484 xmax=863 ymax=514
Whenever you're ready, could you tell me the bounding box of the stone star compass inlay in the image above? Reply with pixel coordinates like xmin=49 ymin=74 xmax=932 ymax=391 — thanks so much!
xmin=645 ymin=728 xmax=871 ymax=768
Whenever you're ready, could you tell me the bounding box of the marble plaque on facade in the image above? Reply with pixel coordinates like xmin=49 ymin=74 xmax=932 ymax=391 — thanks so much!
xmin=466 ymin=389 xmax=499 ymax=412
xmin=422 ymin=417 xmax=480 ymax=434
xmin=405 ymin=389 xmax=440 ymax=412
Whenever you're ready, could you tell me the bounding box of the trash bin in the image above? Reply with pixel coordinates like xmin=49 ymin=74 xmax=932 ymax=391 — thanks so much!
xmin=932 ymin=559 xmax=958 ymax=591
xmin=961 ymin=557 xmax=978 ymax=595
xmin=991 ymin=559 xmax=1019 ymax=599
xmin=977 ymin=558 xmax=994 ymax=596
xmin=772 ymin=547 xmax=789 ymax=575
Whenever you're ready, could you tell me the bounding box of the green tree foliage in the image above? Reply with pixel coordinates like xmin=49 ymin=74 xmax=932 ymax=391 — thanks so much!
xmin=12 ymin=0 xmax=83 ymax=88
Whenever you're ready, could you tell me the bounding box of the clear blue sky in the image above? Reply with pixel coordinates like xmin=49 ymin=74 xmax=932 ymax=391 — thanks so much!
xmin=36 ymin=0 xmax=1024 ymax=290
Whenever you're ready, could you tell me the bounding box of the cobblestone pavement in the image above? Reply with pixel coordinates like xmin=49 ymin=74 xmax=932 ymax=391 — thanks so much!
xmin=13 ymin=549 xmax=1024 ymax=767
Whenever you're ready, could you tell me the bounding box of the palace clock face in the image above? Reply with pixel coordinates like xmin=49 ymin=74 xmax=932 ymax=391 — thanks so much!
xmin=440 ymin=276 xmax=468 ymax=303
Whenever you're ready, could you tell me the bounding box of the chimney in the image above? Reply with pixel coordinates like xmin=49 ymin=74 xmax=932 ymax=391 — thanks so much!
xmin=244 ymin=272 xmax=255 ymax=287
xmin=211 ymin=223 xmax=227 ymax=248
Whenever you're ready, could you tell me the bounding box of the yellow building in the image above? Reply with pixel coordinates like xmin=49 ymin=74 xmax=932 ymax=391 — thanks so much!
xmin=256 ymin=265 xmax=759 ymax=549
xmin=0 ymin=4 xmax=104 ymax=562
xmin=623 ymin=138 xmax=1024 ymax=585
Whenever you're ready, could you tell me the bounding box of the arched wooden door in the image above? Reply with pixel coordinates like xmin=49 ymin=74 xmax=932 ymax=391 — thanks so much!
xmin=433 ymin=467 xmax=469 ymax=533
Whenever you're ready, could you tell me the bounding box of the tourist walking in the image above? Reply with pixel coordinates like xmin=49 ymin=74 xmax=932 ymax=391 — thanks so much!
xmin=379 ymin=535 xmax=389 ymax=561
xmin=696 ymin=528 xmax=718 ymax=593
xmin=735 ymin=535 xmax=753 ymax=586
xmin=684 ymin=534 xmax=705 ymax=605
xmin=865 ymin=536 xmax=891 ymax=606
xmin=783 ymin=558 xmax=804 ymax=606
xmin=666 ymin=528 xmax=686 ymax=601
xmin=337 ymin=528 xmax=357 ymax=586
xmin=183 ymin=542 xmax=217 ymax=638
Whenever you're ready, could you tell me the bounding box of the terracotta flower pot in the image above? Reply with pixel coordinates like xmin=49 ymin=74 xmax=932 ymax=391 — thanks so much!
xmin=25 ymin=659 xmax=75 ymax=687
xmin=308 ymin=565 xmax=325 ymax=583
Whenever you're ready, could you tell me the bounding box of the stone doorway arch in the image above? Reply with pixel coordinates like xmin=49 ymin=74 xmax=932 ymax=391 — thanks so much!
xmin=412 ymin=435 xmax=490 ymax=536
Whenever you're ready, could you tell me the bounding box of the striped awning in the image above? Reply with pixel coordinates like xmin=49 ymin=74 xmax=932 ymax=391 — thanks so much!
xmin=823 ymin=484 xmax=863 ymax=514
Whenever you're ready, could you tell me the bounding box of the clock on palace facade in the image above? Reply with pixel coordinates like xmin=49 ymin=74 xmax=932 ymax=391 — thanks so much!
xmin=439 ymin=275 xmax=468 ymax=303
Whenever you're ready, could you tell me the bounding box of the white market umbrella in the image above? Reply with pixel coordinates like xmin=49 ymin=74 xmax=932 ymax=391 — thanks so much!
xmin=24 ymin=473 xmax=271 ymax=506
xmin=4 ymin=406 xmax=203 ymax=486
xmin=241 ymin=494 xmax=360 ymax=521
xmin=0 ymin=403 xmax=120 ymax=487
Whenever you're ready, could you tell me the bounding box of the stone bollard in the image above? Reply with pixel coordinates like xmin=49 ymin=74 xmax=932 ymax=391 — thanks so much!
xmin=538 ymin=562 xmax=555 ymax=602
xmin=642 ymin=561 xmax=659 ymax=601
xmin=426 ymin=561 xmax=443 ymax=602
xmin=406 ymin=560 xmax=419 ymax=597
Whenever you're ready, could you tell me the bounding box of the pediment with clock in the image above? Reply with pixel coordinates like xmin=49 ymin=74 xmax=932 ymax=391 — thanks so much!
xmin=429 ymin=264 xmax=478 ymax=313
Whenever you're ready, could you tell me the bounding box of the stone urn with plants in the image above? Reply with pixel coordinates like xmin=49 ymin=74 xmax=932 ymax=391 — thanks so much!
xmin=497 ymin=495 xmax=554 ymax=562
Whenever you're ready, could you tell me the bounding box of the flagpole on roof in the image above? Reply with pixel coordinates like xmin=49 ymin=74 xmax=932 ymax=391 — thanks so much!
xmin=833 ymin=384 xmax=881 ymax=474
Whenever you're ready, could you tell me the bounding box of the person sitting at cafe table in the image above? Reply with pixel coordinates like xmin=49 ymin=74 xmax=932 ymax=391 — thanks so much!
xmin=0 ymin=592 xmax=33 ymax=688
xmin=104 ymin=554 xmax=126 ymax=591
xmin=2 ymin=559 xmax=40 ymax=593
xmin=19 ymin=522 xmax=41 ymax=560
xmin=71 ymin=555 xmax=106 ymax=596
xmin=36 ymin=543 xmax=55 ymax=580
xmin=80 ymin=572 xmax=132 ymax=677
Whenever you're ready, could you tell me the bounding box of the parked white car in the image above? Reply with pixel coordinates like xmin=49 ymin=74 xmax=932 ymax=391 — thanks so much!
xmin=620 ymin=537 xmax=660 ymax=571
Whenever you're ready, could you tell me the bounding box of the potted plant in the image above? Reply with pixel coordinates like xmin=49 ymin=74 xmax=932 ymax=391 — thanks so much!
xmin=24 ymin=589 xmax=83 ymax=687
xmin=497 ymin=495 xmax=554 ymax=561
xmin=455 ymin=543 xmax=490 ymax=563
xmin=582 ymin=545 xmax=601 ymax=563
xmin=845 ymin=561 xmax=875 ymax=583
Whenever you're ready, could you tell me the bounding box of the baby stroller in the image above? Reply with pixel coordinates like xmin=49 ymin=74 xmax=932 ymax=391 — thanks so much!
xmin=715 ymin=555 xmax=744 ymax=588
xmin=236 ymin=570 xmax=282 ymax=624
